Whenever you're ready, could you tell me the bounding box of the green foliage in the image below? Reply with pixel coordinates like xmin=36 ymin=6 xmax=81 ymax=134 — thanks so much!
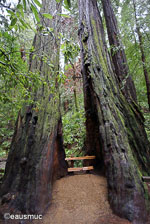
xmin=6 ymin=2 xmax=31 ymax=30
xmin=63 ymin=110 xmax=85 ymax=155
xmin=118 ymin=0 xmax=150 ymax=110
xmin=0 ymin=110 xmax=14 ymax=157
xmin=62 ymin=94 xmax=86 ymax=165
xmin=55 ymin=0 xmax=72 ymax=10
xmin=33 ymin=0 xmax=42 ymax=8
xmin=61 ymin=39 xmax=80 ymax=63
xmin=58 ymin=14 xmax=70 ymax=18
xmin=0 ymin=26 xmax=42 ymax=157
xmin=2 ymin=0 xmax=50 ymax=31
xmin=30 ymin=4 xmax=40 ymax=23
xmin=64 ymin=0 xmax=71 ymax=10
xmin=42 ymin=13 xmax=53 ymax=19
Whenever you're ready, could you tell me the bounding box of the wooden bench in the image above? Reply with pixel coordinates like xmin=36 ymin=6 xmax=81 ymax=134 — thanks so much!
xmin=65 ymin=156 xmax=96 ymax=172
xmin=142 ymin=176 xmax=150 ymax=182
xmin=68 ymin=166 xmax=94 ymax=172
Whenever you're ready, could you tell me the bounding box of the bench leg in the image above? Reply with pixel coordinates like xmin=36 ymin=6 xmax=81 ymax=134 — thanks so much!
xmin=71 ymin=160 xmax=74 ymax=168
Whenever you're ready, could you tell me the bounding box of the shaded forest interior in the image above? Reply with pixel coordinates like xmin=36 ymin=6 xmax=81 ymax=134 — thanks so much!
xmin=62 ymin=63 xmax=104 ymax=171
xmin=0 ymin=0 xmax=150 ymax=224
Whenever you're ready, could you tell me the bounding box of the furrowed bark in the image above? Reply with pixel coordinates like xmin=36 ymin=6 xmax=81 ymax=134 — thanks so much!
xmin=78 ymin=0 xmax=150 ymax=223
xmin=0 ymin=0 xmax=67 ymax=214
xmin=101 ymin=0 xmax=137 ymax=103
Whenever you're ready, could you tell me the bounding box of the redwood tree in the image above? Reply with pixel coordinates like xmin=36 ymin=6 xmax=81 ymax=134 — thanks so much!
xmin=101 ymin=0 xmax=137 ymax=103
xmin=0 ymin=0 xmax=67 ymax=214
xmin=132 ymin=0 xmax=150 ymax=110
xmin=78 ymin=0 xmax=150 ymax=223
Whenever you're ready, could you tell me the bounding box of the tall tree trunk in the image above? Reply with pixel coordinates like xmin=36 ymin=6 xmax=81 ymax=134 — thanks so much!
xmin=0 ymin=0 xmax=67 ymax=214
xmin=101 ymin=0 xmax=137 ymax=103
xmin=78 ymin=0 xmax=150 ymax=223
xmin=132 ymin=0 xmax=150 ymax=111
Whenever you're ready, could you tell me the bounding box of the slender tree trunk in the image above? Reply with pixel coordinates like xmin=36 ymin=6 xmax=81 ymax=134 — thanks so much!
xmin=0 ymin=0 xmax=67 ymax=214
xmin=78 ymin=0 xmax=150 ymax=223
xmin=101 ymin=0 xmax=137 ymax=103
xmin=69 ymin=60 xmax=79 ymax=112
xmin=132 ymin=0 xmax=150 ymax=111
xmin=73 ymin=88 xmax=79 ymax=111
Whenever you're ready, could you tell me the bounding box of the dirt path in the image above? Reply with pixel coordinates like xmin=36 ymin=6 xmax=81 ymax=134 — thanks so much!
xmin=34 ymin=174 xmax=131 ymax=224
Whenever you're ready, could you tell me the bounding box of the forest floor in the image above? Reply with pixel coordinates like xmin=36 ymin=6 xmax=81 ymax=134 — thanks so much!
xmin=0 ymin=171 xmax=149 ymax=224
xmin=33 ymin=173 xmax=131 ymax=224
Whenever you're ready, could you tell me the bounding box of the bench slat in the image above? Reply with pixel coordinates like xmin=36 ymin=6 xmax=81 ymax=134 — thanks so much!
xmin=68 ymin=166 xmax=94 ymax=172
xmin=65 ymin=156 xmax=96 ymax=161
xmin=142 ymin=176 xmax=150 ymax=182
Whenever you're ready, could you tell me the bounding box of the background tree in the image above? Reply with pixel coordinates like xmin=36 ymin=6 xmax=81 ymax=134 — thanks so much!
xmin=113 ymin=0 xmax=150 ymax=138
xmin=132 ymin=0 xmax=150 ymax=110
xmin=116 ymin=0 xmax=150 ymax=111
xmin=101 ymin=0 xmax=137 ymax=103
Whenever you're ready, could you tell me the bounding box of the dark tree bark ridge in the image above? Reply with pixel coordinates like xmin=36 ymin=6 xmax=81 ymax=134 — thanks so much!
xmin=79 ymin=0 xmax=150 ymax=223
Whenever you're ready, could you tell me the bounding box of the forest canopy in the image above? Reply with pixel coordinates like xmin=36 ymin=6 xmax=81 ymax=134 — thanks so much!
xmin=0 ymin=0 xmax=150 ymax=156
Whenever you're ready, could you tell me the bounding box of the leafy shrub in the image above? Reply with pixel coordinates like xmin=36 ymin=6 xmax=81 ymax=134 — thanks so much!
xmin=62 ymin=93 xmax=86 ymax=167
